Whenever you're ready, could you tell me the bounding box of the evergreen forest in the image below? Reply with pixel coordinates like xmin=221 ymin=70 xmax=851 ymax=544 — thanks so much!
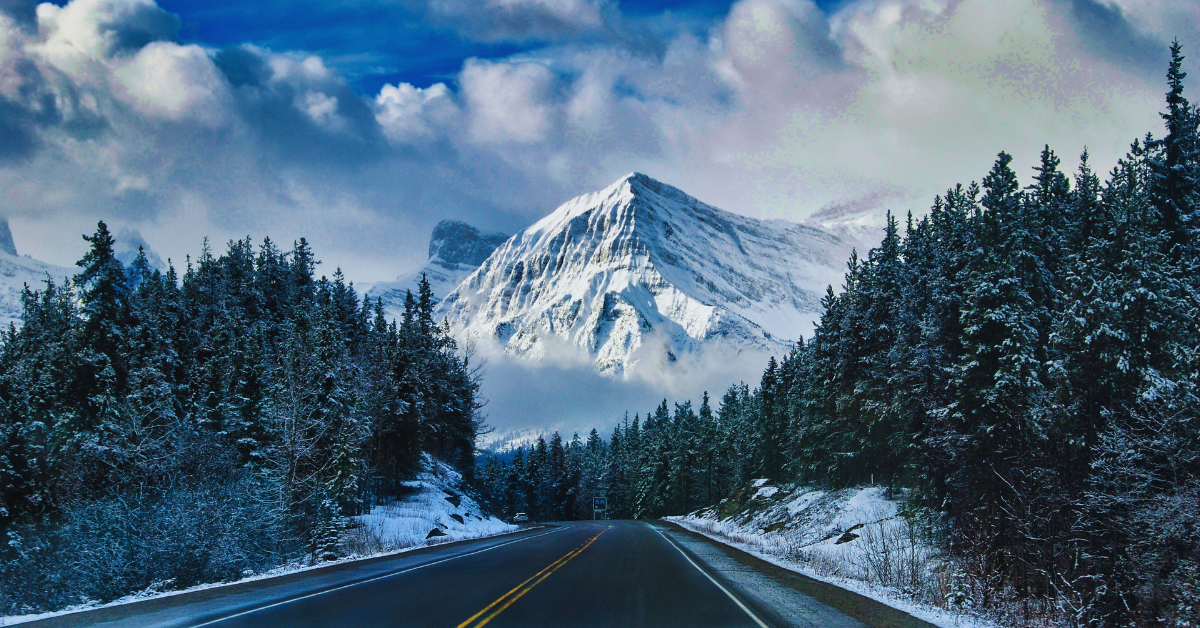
xmin=475 ymin=43 xmax=1200 ymax=626
xmin=0 ymin=227 xmax=482 ymax=613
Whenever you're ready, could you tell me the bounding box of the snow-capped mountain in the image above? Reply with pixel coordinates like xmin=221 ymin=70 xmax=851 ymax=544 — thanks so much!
xmin=439 ymin=173 xmax=852 ymax=376
xmin=0 ymin=219 xmax=74 ymax=328
xmin=115 ymin=228 xmax=166 ymax=270
xmin=369 ymin=220 xmax=508 ymax=318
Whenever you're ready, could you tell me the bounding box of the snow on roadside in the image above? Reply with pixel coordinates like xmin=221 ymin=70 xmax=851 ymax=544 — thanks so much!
xmin=1 ymin=455 xmax=516 ymax=627
xmin=666 ymin=481 xmax=997 ymax=628
xmin=347 ymin=455 xmax=515 ymax=552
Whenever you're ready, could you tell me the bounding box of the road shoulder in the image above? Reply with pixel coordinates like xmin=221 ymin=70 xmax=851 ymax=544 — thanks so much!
xmin=656 ymin=520 xmax=938 ymax=628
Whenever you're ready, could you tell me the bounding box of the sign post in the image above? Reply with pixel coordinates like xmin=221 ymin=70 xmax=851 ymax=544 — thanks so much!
xmin=592 ymin=496 xmax=608 ymax=520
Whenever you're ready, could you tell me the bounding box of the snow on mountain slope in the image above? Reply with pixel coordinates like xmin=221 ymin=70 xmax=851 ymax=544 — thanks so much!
xmin=0 ymin=254 xmax=75 ymax=327
xmin=440 ymin=173 xmax=852 ymax=376
xmin=0 ymin=219 xmax=74 ymax=328
xmin=369 ymin=220 xmax=508 ymax=319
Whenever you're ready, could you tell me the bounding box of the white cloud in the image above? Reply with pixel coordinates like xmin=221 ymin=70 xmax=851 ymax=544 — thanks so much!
xmin=35 ymin=0 xmax=178 ymax=61
xmin=469 ymin=332 xmax=774 ymax=436
xmin=462 ymin=58 xmax=558 ymax=144
xmin=717 ymin=0 xmax=840 ymax=89
xmin=375 ymin=81 xmax=459 ymax=143
xmin=113 ymin=41 xmax=231 ymax=127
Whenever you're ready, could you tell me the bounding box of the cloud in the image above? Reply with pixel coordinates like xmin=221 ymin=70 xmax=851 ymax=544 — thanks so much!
xmin=1094 ymin=0 xmax=1200 ymax=47
xmin=0 ymin=0 xmax=1193 ymax=289
xmin=375 ymin=81 xmax=459 ymax=143
xmin=462 ymin=59 xmax=558 ymax=144
xmin=114 ymin=42 xmax=232 ymax=127
xmin=35 ymin=0 xmax=179 ymax=60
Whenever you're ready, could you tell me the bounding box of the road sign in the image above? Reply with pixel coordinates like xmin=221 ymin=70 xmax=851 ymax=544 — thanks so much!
xmin=592 ymin=496 xmax=607 ymax=520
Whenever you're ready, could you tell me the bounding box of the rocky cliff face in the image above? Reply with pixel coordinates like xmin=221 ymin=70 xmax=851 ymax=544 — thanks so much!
xmin=439 ymin=173 xmax=852 ymax=376
xmin=0 ymin=219 xmax=16 ymax=257
xmin=369 ymin=220 xmax=509 ymax=316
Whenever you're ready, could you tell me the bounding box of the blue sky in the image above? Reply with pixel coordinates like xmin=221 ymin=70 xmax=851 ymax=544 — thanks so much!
xmin=152 ymin=0 xmax=770 ymax=92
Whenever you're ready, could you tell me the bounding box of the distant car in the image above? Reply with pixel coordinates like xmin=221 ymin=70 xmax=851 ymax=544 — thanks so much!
xmin=512 ymin=513 xmax=529 ymax=523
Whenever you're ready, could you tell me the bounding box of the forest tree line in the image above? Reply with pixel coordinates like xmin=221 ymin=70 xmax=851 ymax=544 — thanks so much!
xmin=476 ymin=44 xmax=1200 ymax=626
xmin=0 ymin=226 xmax=482 ymax=614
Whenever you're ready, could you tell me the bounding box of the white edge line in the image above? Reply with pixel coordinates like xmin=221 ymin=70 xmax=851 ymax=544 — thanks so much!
xmin=649 ymin=523 xmax=770 ymax=628
xmin=191 ymin=527 xmax=564 ymax=627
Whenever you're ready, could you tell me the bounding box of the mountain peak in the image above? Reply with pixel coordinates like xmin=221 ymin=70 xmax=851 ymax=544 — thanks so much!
xmin=607 ymin=172 xmax=667 ymax=197
xmin=524 ymin=172 xmax=694 ymax=244
xmin=429 ymin=220 xmax=509 ymax=266
xmin=441 ymin=175 xmax=852 ymax=376
xmin=368 ymin=220 xmax=509 ymax=318
xmin=619 ymin=171 xmax=652 ymax=186
xmin=115 ymin=228 xmax=166 ymax=270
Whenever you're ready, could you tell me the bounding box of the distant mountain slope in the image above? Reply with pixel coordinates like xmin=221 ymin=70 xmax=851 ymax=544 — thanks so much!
xmin=440 ymin=173 xmax=852 ymax=376
xmin=369 ymin=220 xmax=508 ymax=319
xmin=0 ymin=223 xmax=73 ymax=327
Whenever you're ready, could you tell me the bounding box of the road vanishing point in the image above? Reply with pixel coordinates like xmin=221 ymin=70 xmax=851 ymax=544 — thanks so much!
xmin=24 ymin=521 xmax=937 ymax=628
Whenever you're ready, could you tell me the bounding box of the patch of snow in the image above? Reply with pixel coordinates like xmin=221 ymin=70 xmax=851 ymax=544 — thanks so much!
xmin=751 ymin=478 xmax=770 ymax=488
xmin=349 ymin=455 xmax=516 ymax=551
xmin=753 ymin=486 xmax=778 ymax=499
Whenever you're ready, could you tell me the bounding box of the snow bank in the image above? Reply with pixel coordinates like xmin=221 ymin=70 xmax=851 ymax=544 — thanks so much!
xmin=667 ymin=481 xmax=996 ymax=628
xmin=347 ymin=455 xmax=516 ymax=552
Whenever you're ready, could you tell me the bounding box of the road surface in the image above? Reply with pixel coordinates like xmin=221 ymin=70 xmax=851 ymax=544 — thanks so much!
xmin=25 ymin=521 xmax=935 ymax=628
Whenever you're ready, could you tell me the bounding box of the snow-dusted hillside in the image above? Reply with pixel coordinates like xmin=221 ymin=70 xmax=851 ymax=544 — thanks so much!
xmin=440 ymin=173 xmax=851 ymax=376
xmin=369 ymin=220 xmax=508 ymax=320
xmin=0 ymin=220 xmax=74 ymax=327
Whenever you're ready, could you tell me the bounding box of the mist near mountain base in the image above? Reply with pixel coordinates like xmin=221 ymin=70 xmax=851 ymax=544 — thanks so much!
xmin=469 ymin=329 xmax=780 ymax=447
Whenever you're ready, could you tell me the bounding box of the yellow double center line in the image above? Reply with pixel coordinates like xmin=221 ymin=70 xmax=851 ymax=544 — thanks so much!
xmin=457 ymin=526 xmax=609 ymax=628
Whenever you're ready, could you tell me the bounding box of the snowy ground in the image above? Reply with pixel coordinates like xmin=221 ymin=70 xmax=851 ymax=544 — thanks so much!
xmin=346 ymin=455 xmax=516 ymax=553
xmin=666 ymin=481 xmax=997 ymax=628
xmin=0 ymin=456 xmax=516 ymax=626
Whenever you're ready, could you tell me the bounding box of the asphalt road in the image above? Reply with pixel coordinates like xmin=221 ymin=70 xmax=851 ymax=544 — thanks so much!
xmin=27 ymin=521 xmax=937 ymax=628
